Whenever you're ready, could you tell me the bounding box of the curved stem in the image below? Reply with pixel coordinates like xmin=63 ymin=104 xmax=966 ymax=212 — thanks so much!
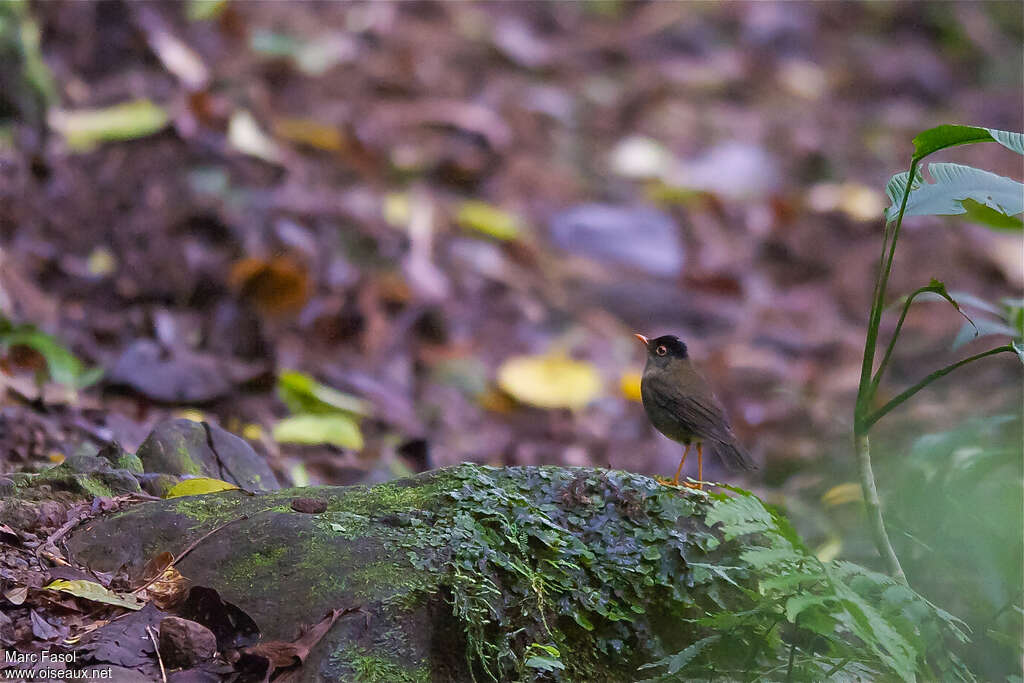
xmin=855 ymin=434 xmax=906 ymax=581
xmin=865 ymin=345 xmax=1013 ymax=429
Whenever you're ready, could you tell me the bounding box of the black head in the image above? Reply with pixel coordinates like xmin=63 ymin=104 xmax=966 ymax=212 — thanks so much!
xmin=634 ymin=334 xmax=688 ymax=367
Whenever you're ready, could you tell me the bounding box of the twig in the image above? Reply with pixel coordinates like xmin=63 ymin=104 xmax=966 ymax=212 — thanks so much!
xmin=146 ymin=625 xmax=167 ymax=683
xmin=35 ymin=504 xmax=93 ymax=564
xmin=172 ymin=514 xmax=250 ymax=567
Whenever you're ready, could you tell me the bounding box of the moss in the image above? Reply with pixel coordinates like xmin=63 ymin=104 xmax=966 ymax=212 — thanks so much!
xmin=333 ymin=647 xmax=430 ymax=683
xmin=223 ymin=544 xmax=290 ymax=592
xmin=324 ymin=473 xmax=450 ymax=517
xmin=116 ymin=453 xmax=144 ymax=474
xmin=171 ymin=490 xmax=250 ymax=527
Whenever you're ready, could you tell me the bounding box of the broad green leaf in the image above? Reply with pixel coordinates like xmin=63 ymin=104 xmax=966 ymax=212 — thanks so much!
xmin=885 ymin=163 xmax=1024 ymax=223
xmin=44 ymin=579 xmax=145 ymax=611
xmin=165 ymin=477 xmax=239 ymax=498
xmin=960 ymin=198 xmax=1024 ymax=230
xmin=496 ymin=354 xmax=601 ymax=410
xmin=912 ymin=124 xmax=1024 ymax=159
xmin=49 ymin=99 xmax=169 ymax=151
xmin=456 ymin=201 xmax=524 ymax=241
xmin=272 ymin=413 xmax=364 ymax=450
xmin=0 ymin=326 xmax=103 ymax=389
xmin=277 ymin=370 xmax=371 ymax=416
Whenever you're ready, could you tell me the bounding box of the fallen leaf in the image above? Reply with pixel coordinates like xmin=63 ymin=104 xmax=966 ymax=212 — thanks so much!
xmin=272 ymin=414 xmax=364 ymax=450
xmin=44 ymin=580 xmax=145 ymax=611
xmin=277 ymin=371 xmax=372 ymax=416
xmin=49 ymin=99 xmax=170 ymax=151
xmin=228 ymin=110 xmax=284 ymax=163
xmin=456 ymin=201 xmax=524 ymax=241
xmin=140 ymin=566 xmax=190 ymax=610
xmin=273 ymin=117 xmax=345 ymax=152
xmin=135 ymin=551 xmax=174 ymax=589
xmin=4 ymin=586 xmax=28 ymax=605
xmin=497 ymin=354 xmax=602 ymax=410
xmin=229 ymin=255 xmax=311 ymax=314
xmin=165 ymin=478 xmax=240 ymax=498
xmin=108 ymin=340 xmax=248 ymax=403
xmin=821 ymin=482 xmax=863 ymax=506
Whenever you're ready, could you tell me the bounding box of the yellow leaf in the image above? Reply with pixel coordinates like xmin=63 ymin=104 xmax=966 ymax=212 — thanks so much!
xmin=241 ymin=423 xmax=263 ymax=441
xmin=165 ymin=477 xmax=239 ymax=498
xmin=44 ymin=579 xmax=145 ymax=611
xmin=821 ymin=482 xmax=863 ymax=507
xmin=49 ymin=99 xmax=169 ymax=152
xmin=497 ymin=354 xmax=602 ymax=410
xmin=814 ymin=536 xmax=843 ymax=563
xmin=619 ymin=370 xmax=643 ymax=402
xmin=272 ymin=414 xmax=364 ymax=450
xmin=272 ymin=117 xmax=345 ymax=152
xmin=175 ymin=408 xmax=207 ymax=424
xmin=456 ymin=201 xmax=524 ymax=241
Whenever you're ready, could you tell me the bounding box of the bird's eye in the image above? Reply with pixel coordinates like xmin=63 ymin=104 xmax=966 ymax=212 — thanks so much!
xmin=656 ymin=345 xmax=667 ymax=356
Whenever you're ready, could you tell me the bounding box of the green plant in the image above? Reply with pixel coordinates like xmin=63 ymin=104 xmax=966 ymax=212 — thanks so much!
xmin=636 ymin=488 xmax=973 ymax=682
xmin=0 ymin=314 xmax=103 ymax=390
xmin=853 ymin=125 xmax=1023 ymax=581
xmin=885 ymin=414 xmax=1022 ymax=681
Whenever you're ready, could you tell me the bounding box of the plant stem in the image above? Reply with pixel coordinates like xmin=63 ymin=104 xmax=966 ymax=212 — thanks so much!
xmin=856 ymin=159 xmax=919 ymax=429
xmin=870 ymin=285 xmax=931 ymax=394
xmin=855 ymin=433 xmax=906 ymax=582
xmin=865 ymin=345 xmax=1014 ymax=429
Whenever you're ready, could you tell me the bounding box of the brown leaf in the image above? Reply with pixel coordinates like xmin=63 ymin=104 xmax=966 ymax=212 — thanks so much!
xmin=134 ymin=551 xmax=174 ymax=590
xmin=229 ymin=256 xmax=311 ymax=315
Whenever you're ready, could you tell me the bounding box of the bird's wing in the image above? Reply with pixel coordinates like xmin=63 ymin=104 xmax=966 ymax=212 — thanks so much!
xmin=645 ymin=370 xmax=738 ymax=445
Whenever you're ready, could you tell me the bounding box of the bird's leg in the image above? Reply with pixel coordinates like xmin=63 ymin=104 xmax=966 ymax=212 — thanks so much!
xmin=670 ymin=444 xmax=691 ymax=486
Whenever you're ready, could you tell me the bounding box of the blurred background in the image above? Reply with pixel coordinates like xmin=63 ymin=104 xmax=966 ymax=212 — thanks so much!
xmin=0 ymin=1 xmax=1021 ymax=677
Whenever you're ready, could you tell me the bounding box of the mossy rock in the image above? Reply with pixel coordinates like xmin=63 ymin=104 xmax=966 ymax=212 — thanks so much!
xmin=66 ymin=464 xmax=766 ymax=682
xmin=135 ymin=418 xmax=279 ymax=491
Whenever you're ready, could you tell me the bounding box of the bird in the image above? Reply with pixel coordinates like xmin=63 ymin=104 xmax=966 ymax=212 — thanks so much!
xmin=635 ymin=333 xmax=756 ymax=488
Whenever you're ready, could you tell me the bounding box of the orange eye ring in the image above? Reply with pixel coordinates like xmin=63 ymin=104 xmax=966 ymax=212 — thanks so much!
xmin=655 ymin=345 xmax=667 ymax=356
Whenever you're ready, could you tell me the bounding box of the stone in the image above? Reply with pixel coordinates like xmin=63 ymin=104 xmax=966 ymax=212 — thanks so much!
xmin=159 ymin=617 xmax=218 ymax=669
xmin=136 ymin=419 xmax=279 ymax=492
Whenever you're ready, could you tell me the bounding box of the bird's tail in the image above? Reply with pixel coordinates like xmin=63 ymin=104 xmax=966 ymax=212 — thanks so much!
xmin=710 ymin=440 xmax=757 ymax=471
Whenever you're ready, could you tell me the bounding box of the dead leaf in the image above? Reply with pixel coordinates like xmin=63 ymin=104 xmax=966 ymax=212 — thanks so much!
xmin=4 ymin=586 xmax=28 ymax=605
xmin=229 ymin=255 xmax=311 ymax=315
xmin=134 ymin=551 xmax=174 ymax=589
xmin=273 ymin=118 xmax=345 ymax=152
